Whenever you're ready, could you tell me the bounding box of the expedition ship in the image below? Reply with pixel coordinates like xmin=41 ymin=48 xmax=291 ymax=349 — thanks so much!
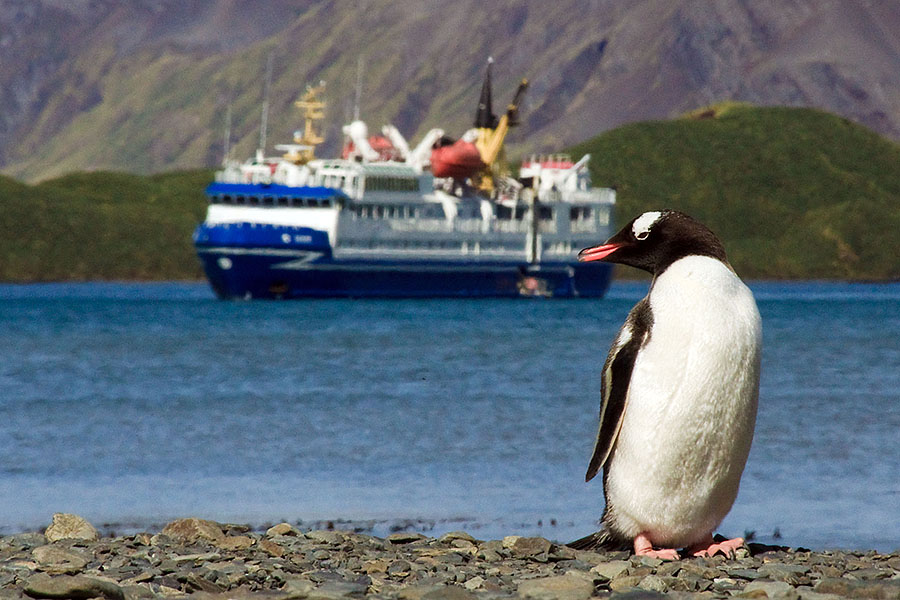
xmin=193 ymin=63 xmax=615 ymax=299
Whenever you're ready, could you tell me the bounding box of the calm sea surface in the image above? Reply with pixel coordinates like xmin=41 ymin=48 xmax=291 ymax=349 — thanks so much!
xmin=0 ymin=281 xmax=897 ymax=551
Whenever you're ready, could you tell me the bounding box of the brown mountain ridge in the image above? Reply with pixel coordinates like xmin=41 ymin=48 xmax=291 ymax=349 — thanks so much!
xmin=2 ymin=0 xmax=899 ymax=182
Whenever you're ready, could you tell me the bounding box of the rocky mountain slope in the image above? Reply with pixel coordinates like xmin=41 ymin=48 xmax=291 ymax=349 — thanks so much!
xmin=2 ymin=0 xmax=900 ymax=181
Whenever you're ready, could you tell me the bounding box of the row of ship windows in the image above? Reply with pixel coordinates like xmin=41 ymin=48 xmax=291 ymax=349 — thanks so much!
xmin=343 ymin=239 xmax=521 ymax=251
xmin=342 ymin=240 xmax=578 ymax=253
xmin=211 ymin=194 xmax=601 ymax=222
xmin=316 ymin=174 xmax=419 ymax=193
xmin=364 ymin=176 xmax=420 ymax=192
xmin=352 ymin=204 xmax=444 ymax=219
xmin=351 ymin=205 xmax=600 ymax=221
xmin=212 ymin=195 xmax=338 ymax=207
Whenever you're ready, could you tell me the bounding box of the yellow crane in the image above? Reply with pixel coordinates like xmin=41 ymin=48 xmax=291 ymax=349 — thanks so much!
xmin=471 ymin=60 xmax=529 ymax=193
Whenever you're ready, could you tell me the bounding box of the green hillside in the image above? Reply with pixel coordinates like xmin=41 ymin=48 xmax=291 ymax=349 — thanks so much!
xmin=1 ymin=169 xmax=211 ymax=281
xmin=1 ymin=105 xmax=898 ymax=283
xmin=568 ymin=104 xmax=900 ymax=280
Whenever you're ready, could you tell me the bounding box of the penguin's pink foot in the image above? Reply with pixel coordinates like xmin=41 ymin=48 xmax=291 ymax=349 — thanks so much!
xmin=688 ymin=534 xmax=745 ymax=558
xmin=633 ymin=532 xmax=680 ymax=560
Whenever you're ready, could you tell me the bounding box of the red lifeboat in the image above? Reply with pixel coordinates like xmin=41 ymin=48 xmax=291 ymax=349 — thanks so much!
xmin=430 ymin=138 xmax=486 ymax=179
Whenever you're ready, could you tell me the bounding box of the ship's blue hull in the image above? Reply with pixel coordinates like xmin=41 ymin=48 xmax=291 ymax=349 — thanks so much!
xmin=194 ymin=223 xmax=613 ymax=299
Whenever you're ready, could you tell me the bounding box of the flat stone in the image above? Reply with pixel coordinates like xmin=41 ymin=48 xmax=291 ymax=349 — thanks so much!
xmin=608 ymin=575 xmax=645 ymax=591
xmin=306 ymin=581 xmax=368 ymax=599
xmin=852 ymin=568 xmax=893 ymax=580
xmin=729 ymin=568 xmax=767 ymax=580
xmin=306 ymin=530 xmax=345 ymax=545
xmin=510 ymin=537 xmax=552 ymax=560
xmin=216 ymin=535 xmax=254 ymax=551
xmin=170 ymin=551 xmax=222 ymax=563
xmin=679 ymin=562 xmax=724 ymax=580
xmin=43 ymin=514 xmax=99 ymax=543
xmin=386 ymin=532 xmax=427 ymax=545
xmin=759 ymin=563 xmax=812 ymax=584
xmin=637 ymin=575 xmax=670 ymax=593
xmin=267 ymin=522 xmax=299 ymax=537
xmin=119 ymin=584 xmax=156 ymax=600
xmin=259 ymin=538 xmax=285 ymax=556
xmin=24 ymin=573 xmax=124 ymax=600
xmin=590 ymin=560 xmax=630 ymax=581
xmin=502 ymin=536 xmax=521 ymax=549
xmin=282 ymin=578 xmax=316 ymax=599
xmin=397 ymin=585 xmax=444 ymax=600
xmin=161 ymin=518 xmax=225 ymax=544
xmin=814 ymin=577 xmax=900 ymax=599
xmin=421 ymin=586 xmax=477 ymax=600
xmin=796 ymin=588 xmax=843 ymax=600
xmin=518 ymin=573 xmax=594 ymax=600
xmin=32 ymin=546 xmax=89 ymax=575
xmin=607 ymin=590 xmax=668 ymax=599
xmin=569 ymin=550 xmax=604 ymax=565
xmin=740 ymin=580 xmax=800 ymax=599
xmin=440 ymin=531 xmax=476 ymax=544
xmin=388 ymin=560 xmax=412 ymax=576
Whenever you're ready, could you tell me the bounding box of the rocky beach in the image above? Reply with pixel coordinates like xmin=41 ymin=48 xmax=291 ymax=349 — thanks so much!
xmin=1 ymin=514 xmax=898 ymax=600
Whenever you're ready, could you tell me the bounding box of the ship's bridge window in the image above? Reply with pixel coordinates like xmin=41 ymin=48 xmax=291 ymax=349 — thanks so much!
xmin=366 ymin=176 xmax=419 ymax=192
xmin=236 ymin=196 xmax=246 ymax=205
xmin=250 ymin=197 xmax=260 ymax=206
xmin=278 ymin=197 xmax=289 ymax=206
xmin=539 ymin=206 xmax=554 ymax=220
xmin=570 ymin=206 xmax=592 ymax=220
xmin=263 ymin=197 xmax=274 ymax=206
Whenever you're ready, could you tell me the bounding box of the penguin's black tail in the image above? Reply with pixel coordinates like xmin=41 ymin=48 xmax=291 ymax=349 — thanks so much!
xmin=567 ymin=526 xmax=625 ymax=551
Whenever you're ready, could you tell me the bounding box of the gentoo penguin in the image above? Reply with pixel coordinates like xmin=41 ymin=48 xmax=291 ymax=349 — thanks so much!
xmin=570 ymin=210 xmax=761 ymax=559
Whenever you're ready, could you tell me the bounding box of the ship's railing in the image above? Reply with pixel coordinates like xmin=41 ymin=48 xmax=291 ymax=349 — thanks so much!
xmin=385 ymin=217 xmax=557 ymax=235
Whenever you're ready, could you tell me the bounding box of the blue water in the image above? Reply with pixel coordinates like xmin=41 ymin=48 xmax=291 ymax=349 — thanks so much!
xmin=0 ymin=281 xmax=898 ymax=552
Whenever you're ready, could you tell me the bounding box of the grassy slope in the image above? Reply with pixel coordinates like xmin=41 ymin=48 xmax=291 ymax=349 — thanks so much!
xmin=2 ymin=105 xmax=898 ymax=282
xmin=568 ymin=104 xmax=900 ymax=280
xmin=1 ymin=169 xmax=211 ymax=281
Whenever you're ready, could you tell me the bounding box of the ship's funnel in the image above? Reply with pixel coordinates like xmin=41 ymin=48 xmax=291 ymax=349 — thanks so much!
xmin=474 ymin=57 xmax=498 ymax=129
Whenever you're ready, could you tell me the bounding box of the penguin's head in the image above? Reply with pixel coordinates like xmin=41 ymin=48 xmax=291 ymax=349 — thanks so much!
xmin=578 ymin=210 xmax=727 ymax=274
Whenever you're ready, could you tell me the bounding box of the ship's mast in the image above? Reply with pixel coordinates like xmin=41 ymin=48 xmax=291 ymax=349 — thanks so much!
xmin=286 ymin=83 xmax=327 ymax=164
xmin=222 ymin=102 xmax=232 ymax=165
xmin=258 ymin=51 xmax=274 ymax=158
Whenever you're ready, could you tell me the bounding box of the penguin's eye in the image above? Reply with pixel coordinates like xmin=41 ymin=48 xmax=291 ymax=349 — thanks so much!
xmin=635 ymin=230 xmax=650 ymax=241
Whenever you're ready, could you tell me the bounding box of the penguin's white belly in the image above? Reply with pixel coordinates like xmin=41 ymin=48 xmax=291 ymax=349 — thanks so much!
xmin=605 ymin=256 xmax=761 ymax=548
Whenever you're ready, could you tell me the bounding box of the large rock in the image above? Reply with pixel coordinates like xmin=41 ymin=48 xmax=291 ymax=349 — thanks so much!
xmin=32 ymin=546 xmax=88 ymax=575
xmin=43 ymin=514 xmax=99 ymax=543
xmin=518 ymin=573 xmax=595 ymax=600
xmin=160 ymin=518 xmax=225 ymax=544
xmin=266 ymin=522 xmax=299 ymax=537
xmin=509 ymin=536 xmax=552 ymax=560
xmin=24 ymin=573 xmax=124 ymax=600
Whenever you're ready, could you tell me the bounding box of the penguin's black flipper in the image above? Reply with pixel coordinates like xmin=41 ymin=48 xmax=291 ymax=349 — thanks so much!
xmin=585 ymin=297 xmax=653 ymax=482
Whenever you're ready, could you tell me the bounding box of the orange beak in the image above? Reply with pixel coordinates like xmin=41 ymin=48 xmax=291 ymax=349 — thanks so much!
xmin=577 ymin=243 xmax=623 ymax=262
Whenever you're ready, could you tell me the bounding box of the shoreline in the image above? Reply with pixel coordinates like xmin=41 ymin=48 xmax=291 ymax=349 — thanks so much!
xmin=3 ymin=515 xmax=898 ymax=600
